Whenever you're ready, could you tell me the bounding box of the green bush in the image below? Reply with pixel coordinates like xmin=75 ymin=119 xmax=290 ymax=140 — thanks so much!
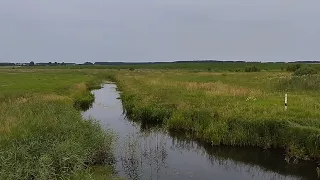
xmin=244 ymin=66 xmax=260 ymax=72
xmin=293 ymin=66 xmax=317 ymax=76
xmin=286 ymin=64 xmax=301 ymax=72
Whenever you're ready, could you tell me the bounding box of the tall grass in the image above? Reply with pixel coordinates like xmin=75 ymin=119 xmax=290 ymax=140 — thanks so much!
xmin=0 ymin=98 xmax=115 ymax=179
xmin=0 ymin=69 xmax=118 ymax=179
xmin=277 ymin=75 xmax=320 ymax=92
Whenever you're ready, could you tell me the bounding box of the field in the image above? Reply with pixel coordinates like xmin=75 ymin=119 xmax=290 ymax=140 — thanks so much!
xmin=1 ymin=62 xmax=320 ymax=179
xmin=0 ymin=69 xmax=119 ymax=179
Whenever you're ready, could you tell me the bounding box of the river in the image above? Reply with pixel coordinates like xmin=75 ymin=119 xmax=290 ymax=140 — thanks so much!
xmin=82 ymin=84 xmax=318 ymax=180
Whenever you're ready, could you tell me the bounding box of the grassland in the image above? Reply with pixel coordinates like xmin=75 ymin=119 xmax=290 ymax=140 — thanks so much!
xmin=113 ymin=70 xmax=320 ymax=161
xmin=0 ymin=69 xmax=118 ymax=179
xmin=1 ymin=63 xmax=320 ymax=179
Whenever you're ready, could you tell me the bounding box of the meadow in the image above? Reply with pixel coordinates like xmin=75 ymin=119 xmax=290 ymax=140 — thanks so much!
xmin=0 ymin=69 xmax=119 ymax=180
xmin=1 ymin=62 xmax=320 ymax=179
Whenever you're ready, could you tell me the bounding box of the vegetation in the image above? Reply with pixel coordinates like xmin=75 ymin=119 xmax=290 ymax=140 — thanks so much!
xmin=286 ymin=64 xmax=301 ymax=72
xmin=244 ymin=65 xmax=261 ymax=72
xmin=1 ymin=62 xmax=320 ymax=179
xmin=17 ymin=61 xmax=320 ymax=72
xmin=293 ymin=66 xmax=318 ymax=76
xmin=0 ymin=69 xmax=118 ymax=179
xmin=113 ymin=70 xmax=320 ymax=161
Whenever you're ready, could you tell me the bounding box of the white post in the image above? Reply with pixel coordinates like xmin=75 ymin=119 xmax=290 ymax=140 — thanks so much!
xmin=285 ymin=94 xmax=288 ymax=111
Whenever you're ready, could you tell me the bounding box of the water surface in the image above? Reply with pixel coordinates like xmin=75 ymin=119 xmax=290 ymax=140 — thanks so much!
xmin=82 ymin=84 xmax=318 ymax=180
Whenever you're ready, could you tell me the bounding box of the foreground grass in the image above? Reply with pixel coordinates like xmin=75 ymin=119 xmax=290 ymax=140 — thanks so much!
xmin=114 ymin=70 xmax=320 ymax=160
xmin=0 ymin=69 xmax=117 ymax=179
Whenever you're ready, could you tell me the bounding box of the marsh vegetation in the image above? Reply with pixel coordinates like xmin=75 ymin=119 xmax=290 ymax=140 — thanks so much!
xmin=0 ymin=69 xmax=118 ymax=179
xmin=1 ymin=62 xmax=320 ymax=179
xmin=114 ymin=69 xmax=320 ymax=160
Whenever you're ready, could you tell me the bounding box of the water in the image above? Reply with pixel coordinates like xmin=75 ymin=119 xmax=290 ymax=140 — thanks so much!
xmin=82 ymin=84 xmax=318 ymax=180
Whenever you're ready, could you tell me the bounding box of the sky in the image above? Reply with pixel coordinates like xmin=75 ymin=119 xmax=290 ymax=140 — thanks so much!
xmin=0 ymin=0 xmax=319 ymax=63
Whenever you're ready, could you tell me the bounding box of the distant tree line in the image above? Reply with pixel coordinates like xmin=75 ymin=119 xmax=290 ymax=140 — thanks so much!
xmin=0 ymin=61 xmax=76 ymax=66
xmin=1 ymin=60 xmax=320 ymax=66
xmin=0 ymin=63 xmax=15 ymax=66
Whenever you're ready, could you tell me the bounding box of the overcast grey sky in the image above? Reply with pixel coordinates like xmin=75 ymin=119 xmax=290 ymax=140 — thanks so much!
xmin=0 ymin=0 xmax=319 ymax=63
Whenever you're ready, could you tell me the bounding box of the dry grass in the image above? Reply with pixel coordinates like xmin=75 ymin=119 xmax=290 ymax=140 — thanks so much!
xmin=73 ymin=83 xmax=88 ymax=93
xmin=0 ymin=116 xmax=18 ymax=135
xmin=41 ymin=94 xmax=71 ymax=102
xmin=182 ymin=82 xmax=262 ymax=96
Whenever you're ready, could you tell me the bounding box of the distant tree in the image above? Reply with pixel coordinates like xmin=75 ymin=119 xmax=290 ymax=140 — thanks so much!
xmin=0 ymin=63 xmax=15 ymax=66
xmin=48 ymin=62 xmax=52 ymax=66
xmin=29 ymin=61 xmax=35 ymax=66
xmin=54 ymin=62 xmax=58 ymax=66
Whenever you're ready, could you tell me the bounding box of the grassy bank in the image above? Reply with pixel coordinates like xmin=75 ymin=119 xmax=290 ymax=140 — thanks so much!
xmin=0 ymin=69 xmax=118 ymax=179
xmin=113 ymin=70 xmax=320 ymax=160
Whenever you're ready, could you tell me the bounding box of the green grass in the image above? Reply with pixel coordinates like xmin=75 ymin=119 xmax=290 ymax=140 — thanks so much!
xmin=1 ymin=66 xmax=320 ymax=179
xmin=0 ymin=69 xmax=117 ymax=179
xmin=113 ymin=70 xmax=320 ymax=160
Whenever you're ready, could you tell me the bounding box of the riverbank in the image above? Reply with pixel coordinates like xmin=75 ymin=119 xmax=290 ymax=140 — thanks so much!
xmin=84 ymin=83 xmax=318 ymax=180
xmin=113 ymin=70 xmax=320 ymax=161
xmin=0 ymin=69 xmax=118 ymax=179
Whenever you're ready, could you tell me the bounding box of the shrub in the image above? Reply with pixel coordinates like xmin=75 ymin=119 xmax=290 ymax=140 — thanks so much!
xmin=286 ymin=64 xmax=301 ymax=72
xmin=293 ymin=66 xmax=317 ymax=76
xmin=244 ymin=66 xmax=260 ymax=72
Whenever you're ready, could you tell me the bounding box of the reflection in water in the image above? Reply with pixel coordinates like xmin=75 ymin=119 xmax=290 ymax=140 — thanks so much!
xmin=120 ymin=135 xmax=141 ymax=180
xmin=83 ymin=84 xmax=319 ymax=180
xmin=169 ymin=131 xmax=318 ymax=180
xmin=119 ymin=131 xmax=168 ymax=180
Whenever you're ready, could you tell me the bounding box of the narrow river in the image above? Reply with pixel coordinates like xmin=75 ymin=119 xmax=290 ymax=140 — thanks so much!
xmin=82 ymin=84 xmax=318 ymax=180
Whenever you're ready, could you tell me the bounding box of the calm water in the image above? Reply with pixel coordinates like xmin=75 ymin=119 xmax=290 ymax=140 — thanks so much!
xmin=82 ymin=84 xmax=318 ymax=180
